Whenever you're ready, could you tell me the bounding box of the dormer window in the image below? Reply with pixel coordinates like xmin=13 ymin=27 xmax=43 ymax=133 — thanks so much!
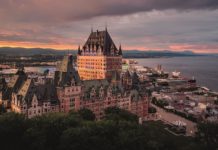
xmin=99 ymin=87 xmax=104 ymax=98
xmin=90 ymin=87 xmax=96 ymax=98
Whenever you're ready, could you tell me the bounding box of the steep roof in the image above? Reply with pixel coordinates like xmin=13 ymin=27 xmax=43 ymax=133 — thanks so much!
xmin=1 ymin=68 xmax=27 ymax=101
xmin=55 ymin=55 xmax=81 ymax=86
xmin=0 ymin=78 xmax=10 ymax=100
xmin=16 ymin=66 xmax=26 ymax=76
xmin=132 ymin=72 xmax=140 ymax=84
xmin=56 ymin=55 xmax=73 ymax=72
xmin=83 ymin=79 xmax=109 ymax=92
xmin=7 ymin=76 xmax=19 ymax=88
xmin=82 ymin=79 xmax=109 ymax=99
xmin=79 ymin=29 xmax=122 ymax=56
xmin=82 ymin=79 xmax=125 ymax=100
xmin=17 ymin=79 xmax=35 ymax=103
xmin=7 ymin=67 xmax=27 ymax=92
xmin=36 ymin=81 xmax=59 ymax=103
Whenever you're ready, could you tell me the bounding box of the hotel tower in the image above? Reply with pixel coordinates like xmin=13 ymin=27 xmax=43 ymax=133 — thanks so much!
xmin=77 ymin=29 xmax=122 ymax=80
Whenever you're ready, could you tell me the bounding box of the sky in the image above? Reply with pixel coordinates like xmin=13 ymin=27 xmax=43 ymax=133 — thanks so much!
xmin=0 ymin=0 xmax=218 ymax=53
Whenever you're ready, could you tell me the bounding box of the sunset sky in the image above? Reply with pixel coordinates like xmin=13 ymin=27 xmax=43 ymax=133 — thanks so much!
xmin=0 ymin=0 xmax=218 ymax=53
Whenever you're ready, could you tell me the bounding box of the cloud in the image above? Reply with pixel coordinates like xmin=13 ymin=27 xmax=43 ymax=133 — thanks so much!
xmin=0 ymin=0 xmax=218 ymax=53
xmin=0 ymin=0 xmax=218 ymax=23
xmin=170 ymin=44 xmax=218 ymax=53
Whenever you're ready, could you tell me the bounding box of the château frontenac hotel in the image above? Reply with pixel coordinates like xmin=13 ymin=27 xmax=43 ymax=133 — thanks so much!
xmin=0 ymin=29 xmax=149 ymax=120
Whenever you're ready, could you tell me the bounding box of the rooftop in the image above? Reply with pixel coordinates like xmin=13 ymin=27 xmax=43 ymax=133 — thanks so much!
xmin=78 ymin=29 xmax=122 ymax=56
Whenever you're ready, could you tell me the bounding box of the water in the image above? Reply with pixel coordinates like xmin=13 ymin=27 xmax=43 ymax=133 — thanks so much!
xmin=24 ymin=66 xmax=56 ymax=74
xmin=1 ymin=56 xmax=218 ymax=91
xmin=135 ymin=56 xmax=218 ymax=91
xmin=0 ymin=66 xmax=56 ymax=74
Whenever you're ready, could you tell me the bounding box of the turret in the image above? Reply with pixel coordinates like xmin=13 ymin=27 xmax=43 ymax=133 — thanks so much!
xmin=77 ymin=45 xmax=81 ymax=55
xmin=118 ymin=44 xmax=122 ymax=56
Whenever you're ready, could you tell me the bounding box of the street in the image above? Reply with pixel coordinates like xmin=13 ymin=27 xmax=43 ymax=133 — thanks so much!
xmin=150 ymin=103 xmax=197 ymax=136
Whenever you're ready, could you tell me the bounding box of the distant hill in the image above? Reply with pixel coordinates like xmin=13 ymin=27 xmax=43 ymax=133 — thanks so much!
xmin=122 ymin=50 xmax=201 ymax=58
xmin=0 ymin=47 xmax=76 ymax=56
xmin=0 ymin=47 xmax=202 ymax=58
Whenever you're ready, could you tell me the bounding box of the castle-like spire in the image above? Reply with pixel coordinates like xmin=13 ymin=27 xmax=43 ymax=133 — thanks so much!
xmin=91 ymin=26 xmax=93 ymax=33
xmin=16 ymin=65 xmax=26 ymax=76
xmin=77 ymin=45 xmax=81 ymax=55
xmin=105 ymin=22 xmax=108 ymax=32
xmin=118 ymin=44 xmax=122 ymax=55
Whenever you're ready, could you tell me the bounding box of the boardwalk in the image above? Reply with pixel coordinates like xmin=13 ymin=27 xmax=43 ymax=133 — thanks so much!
xmin=151 ymin=103 xmax=197 ymax=136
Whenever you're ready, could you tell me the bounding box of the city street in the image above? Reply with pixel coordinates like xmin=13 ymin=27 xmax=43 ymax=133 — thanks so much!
xmin=150 ymin=103 xmax=197 ymax=136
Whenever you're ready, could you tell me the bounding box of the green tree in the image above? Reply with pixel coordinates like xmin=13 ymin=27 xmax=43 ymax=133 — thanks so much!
xmin=148 ymin=106 xmax=157 ymax=114
xmin=0 ymin=104 xmax=6 ymax=114
xmin=104 ymin=107 xmax=138 ymax=123
xmin=24 ymin=113 xmax=68 ymax=150
xmin=78 ymin=108 xmax=96 ymax=121
xmin=196 ymin=122 xmax=218 ymax=150
xmin=0 ymin=113 xmax=27 ymax=150
xmin=0 ymin=111 xmax=204 ymax=150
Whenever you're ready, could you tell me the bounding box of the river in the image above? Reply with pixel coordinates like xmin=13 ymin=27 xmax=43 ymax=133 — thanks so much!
xmin=135 ymin=56 xmax=218 ymax=91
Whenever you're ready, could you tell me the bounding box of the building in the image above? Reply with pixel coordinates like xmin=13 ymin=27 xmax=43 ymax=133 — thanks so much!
xmin=0 ymin=55 xmax=148 ymax=120
xmin=0 ymin=67 xmax=27 ymax=107
xmin=54 ymin=55 xmax=81 ymax=113
xmin=1 ymin=29 xmax=149 ymax=120
xmin=10 ymin=72 xmax=59 ymax=118
xmin=56 ymin=55 xmax=148 ymax=120
xmin=77 ymin=29 xmax=122 ymax=80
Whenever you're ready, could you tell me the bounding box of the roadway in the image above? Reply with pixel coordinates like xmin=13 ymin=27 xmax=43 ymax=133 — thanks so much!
xmin=150 ymin=103 xmax=197 ymax=136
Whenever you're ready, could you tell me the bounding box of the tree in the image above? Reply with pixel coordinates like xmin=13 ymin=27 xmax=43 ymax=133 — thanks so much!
xmin=0 ymin=113 xmax=27 ymax=150
xmin=151 ymin=97 xmax=157 ymax=104
xmin=0 ymin=104 xmax=6 ymax=114
xmin=196 ymin=122 xmax=218 ymax=150
xmin=0 ymin=111 xmax=204 ymax=150
xmin=24 ymin=113 xmax=68 ymax=150
xmin=104 ymin=107 xmax=138 ymax=123
xmin=78 ymin=108 xmax=96 ymax=121
xmin=148 ymin=107 xmax=157 ymax=114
